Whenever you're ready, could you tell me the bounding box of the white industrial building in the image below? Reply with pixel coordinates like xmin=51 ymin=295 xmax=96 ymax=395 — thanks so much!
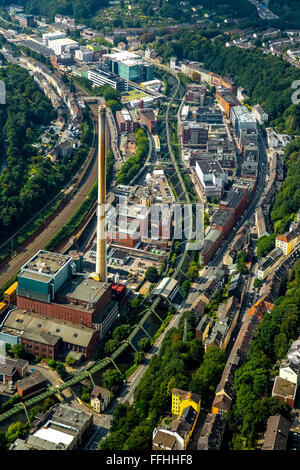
xmin=42 ymin=31 xmax=66 ymax=46
xmin=47 ymin=37 xmax=79 ymax=56
xmin=195 ymin=160 xmax=227 ymax=199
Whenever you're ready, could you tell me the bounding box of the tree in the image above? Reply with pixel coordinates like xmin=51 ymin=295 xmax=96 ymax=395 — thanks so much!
xmin=130 ymin=297 xmax=143 ymax=311
xmin=254 ymin=278 xmax=262 ymax=289
xmin=11 ymin=343 xmax=26 ymax=359
xmin=138 ymin=337 xmax=151 ymax=352
xmin=112 ymin=324 xmax=131 ymax=342
xmin=237 ymin=250 xmax=248 ymax=274
xmin=48 ymin=359 xmax=56 ymax=369
xmin=81 ymin=392 xmax=91 ymax=403
xmin=104 ymin=339 xmax=119 ymax=356
xmin=5 ymin=422 xmax=28 ymax=444
xmin=55 ymin=362 xmax=67 ymax=378
xmin=65 ymin=356 xmax=76 ymax=366
xmin=102 ymin=369 xmax=123 ymax=395
xmin=181 ymin=280 xmax=191 ymax=296
xmin=106 ymin=99 xmax=121 ymax=113
xmin=144 ymin=267 xmax=159 ymax=283
xmin=257 ymin=234 xmax=276 ymax=259
xmin=134 ymin=351 xmax=145 ymax=365
xmin=190 ymin=346 xmax=226 ymax=400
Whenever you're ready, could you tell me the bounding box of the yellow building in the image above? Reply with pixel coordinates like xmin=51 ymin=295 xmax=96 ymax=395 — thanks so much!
xmin=171 ymin=389 xmax=201 ymax=447
xmin=172 ymin=388 xmax=201 ymax=418
xmin=276 ymin=227 xmax=300 ymax=256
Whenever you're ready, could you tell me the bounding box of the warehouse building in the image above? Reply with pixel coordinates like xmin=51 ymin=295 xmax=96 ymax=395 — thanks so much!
xmin=1 ymin=309 xmax=101 ymax=360
xmin=47 ymin=38 xmax=79 ymax=56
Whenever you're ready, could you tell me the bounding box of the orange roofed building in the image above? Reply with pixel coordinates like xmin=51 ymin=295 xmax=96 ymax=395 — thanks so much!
xmin=248 ymin=296 xmax=274 ymax=321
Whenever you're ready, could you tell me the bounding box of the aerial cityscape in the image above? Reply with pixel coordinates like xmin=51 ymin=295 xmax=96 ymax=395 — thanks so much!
xmin=0 ymin=0 xmax=299 ymax=456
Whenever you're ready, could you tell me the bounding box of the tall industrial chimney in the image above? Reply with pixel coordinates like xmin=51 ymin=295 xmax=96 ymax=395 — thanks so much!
xmin=95 ymin=105 xmax=107 ymax=282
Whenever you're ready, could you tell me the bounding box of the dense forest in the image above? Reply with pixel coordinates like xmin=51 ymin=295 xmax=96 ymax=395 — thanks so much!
xmin=228 ymin=261 xmax=300 ymax=449
xmin=0 ymin=0 xmax=258 ymax=26
xmin=0 ymin=0 xmax=108 ymax=24
xmin=269 ymin=0 xmax=300 ymax=29
xmin=271 ymin=139 xmax=300 ymax=233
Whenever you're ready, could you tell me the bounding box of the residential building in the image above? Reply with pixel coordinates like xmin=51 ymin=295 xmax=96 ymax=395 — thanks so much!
xmin=197 ymin=413 xmax=226 ymax=450
xmin=116 ymin=108 xmax=138 ymax=133
xmin=181 ymin=122 xmax=208 ymax=146
xmin=252 ymin=104 xmax=268 ymax=125
xmin=90 ymin=386 xmax=110 ymax=413
xmin=0 ymin=356 xmax=28 ymax=385
xmin=199 ymin=228 xmax=223 ymax=265
xmin=231 ymin=106 xmax=257 ymax=141
xmin=262 ymin=415 xmax=290 ymax=450
xmin=185 ymin=84 xmax=207 ymax=105
xmin=279 ymin=360 xmax=300 ymax=386
xmin=152 ymin=389 xmax=201 ymax=451
xmin=171 ymin=388 xmax=201 ymax=417
xmin=272 ymin=376 xmax=297 ymax=408
xmin=289 ymin=409 xmax=300 ymax=450
xmin=11 ymin=13 xmax=35 ymax=27
xmin=212 ymin=352 xmax=241 ymax=415
xmin=276 ymin=225 xmax=300 ymax=255
xmin=215 ymin=90 xmax=240 ymax=118
xmin=257 ymin=247 xmax=283 ymax=280
xmin=204 ymin=296 xmax=239 ymax=352
xmin=195 ymin=315 xmax=213 ymax=342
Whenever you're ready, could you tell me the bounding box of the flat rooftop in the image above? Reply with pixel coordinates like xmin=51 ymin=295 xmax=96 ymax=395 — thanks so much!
xmin=211 ymin=209 xmax=233 ymax=227
xmin=22 ymin=250 xmax=71 ymax=276
xmin=2 ymin=309 xmax=96 ymax=348
xmin=58 ymin=275 xmax=107 ymax=304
